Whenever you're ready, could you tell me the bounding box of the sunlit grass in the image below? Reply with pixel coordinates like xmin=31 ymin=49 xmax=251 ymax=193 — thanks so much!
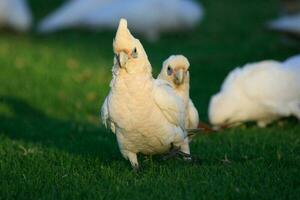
xmin=0 ymin=0 xmax=299 ymax=199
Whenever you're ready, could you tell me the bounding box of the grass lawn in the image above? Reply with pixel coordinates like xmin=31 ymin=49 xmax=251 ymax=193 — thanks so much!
xmin=1 ymin=0 xmax=300 ymax=199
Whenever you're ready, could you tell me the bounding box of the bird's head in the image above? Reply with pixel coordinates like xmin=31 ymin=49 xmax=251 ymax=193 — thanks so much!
xmin=208 ymin=68 xmax=245 ymax=127
xmin=158 ymin=55 xmax=190 ymax=88
xmin=113 ymin=18 xmax=150 ymax=74
xmin=208 ymin=93 xmax=236 ymax=126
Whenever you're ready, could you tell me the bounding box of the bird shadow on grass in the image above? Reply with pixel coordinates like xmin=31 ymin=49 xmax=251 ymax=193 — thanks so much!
xmin=0 ymin=96 xmax=122 ymax=164
xmin=1 ymin=96 xmax=273 ymax=169
xmin=0 ymin=96 xmax=214 ymax=169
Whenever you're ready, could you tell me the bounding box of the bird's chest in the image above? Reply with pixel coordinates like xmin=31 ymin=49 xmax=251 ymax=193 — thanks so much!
xmin=108 ymin=76 xmax=154 ymax=129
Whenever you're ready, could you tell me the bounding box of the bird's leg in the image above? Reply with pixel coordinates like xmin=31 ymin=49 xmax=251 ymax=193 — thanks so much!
xmin=258 ymin=117 xmax=279 ymax=127
xmin=179 ymin=138 xmax=192 ymax=162
xmin=121 ymin=150 xmax=139 ymax=172
xmin=161 ymin=143 xmax=181 ymax=161
xmin=128 ymin=152 xmax=139 ymax=172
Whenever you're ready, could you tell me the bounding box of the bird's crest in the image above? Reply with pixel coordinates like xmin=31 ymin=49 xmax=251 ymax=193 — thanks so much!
xmin=113 ymin=18 xmax=135 ymax=54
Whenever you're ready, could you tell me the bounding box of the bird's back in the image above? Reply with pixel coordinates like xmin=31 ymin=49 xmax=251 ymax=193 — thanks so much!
xmin=240 ymin=61 xmax=300 ymax=116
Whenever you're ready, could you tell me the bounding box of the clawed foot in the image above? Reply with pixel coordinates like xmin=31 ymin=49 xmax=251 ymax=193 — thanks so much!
xmin=132 ymin=164 xmax=141 ymax=174
xmin=161 ymin=144 xmax=192 ymax=161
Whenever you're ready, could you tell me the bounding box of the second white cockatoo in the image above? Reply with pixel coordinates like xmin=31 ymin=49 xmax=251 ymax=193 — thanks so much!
xmin=0 ymin=0 xmax=32 ymax=32
xmin=158 ymin=55 xmax=199 ymax=129
xmin=38 ymin=0 xmax=204 ymax=41
xmin=101 ymin=19 xmax=191 ymax=170
xmin=209 ymin=55 xmax=300 ymax=127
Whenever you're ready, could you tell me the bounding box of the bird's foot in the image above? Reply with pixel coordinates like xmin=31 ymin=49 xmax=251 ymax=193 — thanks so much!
xmin=176 ymin=150 xmax=193 ymax=161
xmin=161 ymin=145 xmax=180 ymax=161
xmin=161 ymin=144 xmax=193 ymax=162
xmin=132 ymin=163 xmax=141 ymax=174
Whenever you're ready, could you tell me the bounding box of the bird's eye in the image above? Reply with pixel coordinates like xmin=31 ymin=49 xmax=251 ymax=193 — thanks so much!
xmin=131 ymin=47 xmax=138 ymax=58
xmin=167 ymin=65 xmax=173 ymax=75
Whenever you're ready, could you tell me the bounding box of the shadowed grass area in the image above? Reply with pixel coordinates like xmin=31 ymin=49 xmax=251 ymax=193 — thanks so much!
xmin=0 ymin=0 xmax=300 ymax=199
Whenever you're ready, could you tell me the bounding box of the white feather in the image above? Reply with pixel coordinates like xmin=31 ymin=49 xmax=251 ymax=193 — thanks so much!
xmin=100 ymin=95 xmax=116 ymax=133
xmin=153 ymin=79 xmax=186 ymax=129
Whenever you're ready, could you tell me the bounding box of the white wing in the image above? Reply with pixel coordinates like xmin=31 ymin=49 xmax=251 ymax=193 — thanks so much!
xmin=100 ymin=95 xmax=115 ymax=133
xmin=242 ymin=61 xmax=300 ymax=115
xmin=187 ymin=99 xmax=199 ymax=129
xmin=153 ymin=79 xmax=185 ymax=129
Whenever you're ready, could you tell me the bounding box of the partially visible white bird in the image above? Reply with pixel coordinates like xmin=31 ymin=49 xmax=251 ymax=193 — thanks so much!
xmin=157 ymin=55 xmax=199 ymax=157
xmin=101 ymin=19 xmax=191 ymax=170
xmin=283 ymin=54 xmax=300 ymax=67
xmin=37 ymin=0 xmax=112 ymax=33
xmin=38 ymin=0 xmax=204 ymax=41
xmin=268 ymin=13 xmax=300 ymax=37
xmin=209 ymin=56 xmax=300 ymax=128
xmin=158 ymin=55 xmax=199 ymax=129
xmin=0 ymin=0 xmax=32 ymax=32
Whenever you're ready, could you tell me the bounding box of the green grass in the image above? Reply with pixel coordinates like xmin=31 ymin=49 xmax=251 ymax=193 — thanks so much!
xmin=1 ymin=0 xmax=300 ymax=199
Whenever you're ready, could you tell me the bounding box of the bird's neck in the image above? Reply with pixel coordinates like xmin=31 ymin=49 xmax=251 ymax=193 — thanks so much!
xmin=175 ymin=83 xmax=190 ymax=106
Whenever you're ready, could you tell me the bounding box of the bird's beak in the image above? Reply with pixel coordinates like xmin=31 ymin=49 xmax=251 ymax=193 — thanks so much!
xmin=116 ymin=51 xmax=128 ymax=68
xmin=174 ymin=69 xmax=184 ymax=85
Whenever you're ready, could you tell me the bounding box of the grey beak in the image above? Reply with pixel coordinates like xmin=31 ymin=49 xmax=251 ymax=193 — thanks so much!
xmin=116 ymin=51 xmax=128 ymax=68
xmin=174 ymin=69 xmax=184 ymax=85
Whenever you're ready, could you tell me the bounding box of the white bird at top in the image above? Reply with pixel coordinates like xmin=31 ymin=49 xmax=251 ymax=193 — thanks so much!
xmin=209 ymin=55 xmax=300 ymax=128
xmin=38 ymin=0 xmax=204 ymax=41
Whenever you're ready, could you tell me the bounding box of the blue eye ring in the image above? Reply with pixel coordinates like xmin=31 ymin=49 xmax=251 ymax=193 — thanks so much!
xmin=167 ymin=65 xmax=173 ymax=75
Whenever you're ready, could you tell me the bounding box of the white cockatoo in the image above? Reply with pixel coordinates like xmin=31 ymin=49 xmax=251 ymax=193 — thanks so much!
xmin=158 ymin=55 xmax=199 ymax=129
xmin=209 ymin=56 xmax=300 ymax=128
xmin=268 ymin=13 xmax=300 ymax=37
xmin=38 ymin=0 xmax=203 ymax=41
xmin=101 ymin=19 xmax=190 ymax=170
xmin=37 ymin=0 xmax=112 ymax=33
xmin=0 ymin=0 xmax=32 ymax=32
